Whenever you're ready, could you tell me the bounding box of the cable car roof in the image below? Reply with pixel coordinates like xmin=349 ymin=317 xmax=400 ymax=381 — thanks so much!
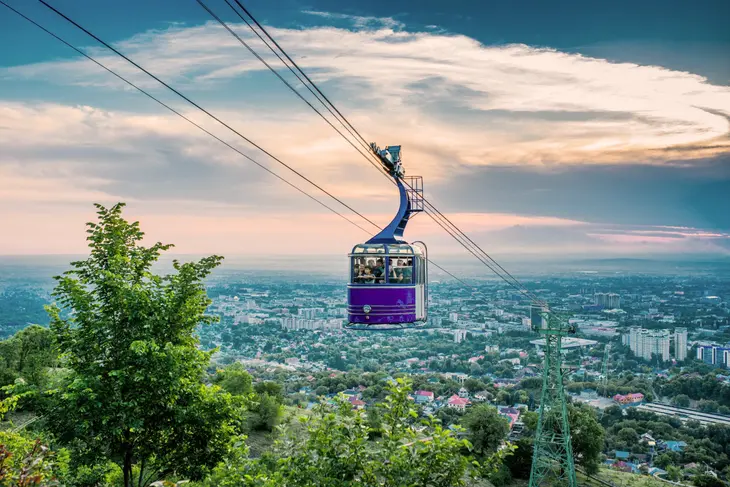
xmin=350 ymin=243 xmax=424 ymax=255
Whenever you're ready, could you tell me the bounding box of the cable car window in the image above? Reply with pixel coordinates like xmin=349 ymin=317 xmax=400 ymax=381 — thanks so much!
xmin=353 ymin=244 xmax=386 ymax=254
xmin=388 ymin=257 xmax=413 ymax=284
xmin=386 ymin=244 xmax=414 ymax=254
xmin=352 ymin=256 xmax=386 ymax=284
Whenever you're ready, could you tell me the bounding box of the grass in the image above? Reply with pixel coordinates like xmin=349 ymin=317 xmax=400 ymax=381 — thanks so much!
xmin=587 ymin=468 xmax=672 ymax=487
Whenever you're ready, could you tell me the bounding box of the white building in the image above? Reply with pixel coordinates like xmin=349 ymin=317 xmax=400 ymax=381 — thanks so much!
xmin=627 ymin=328 xmax=670 ymax=362
xmin=298 ymin=307 xmax=325 ymax=319
xmin=454 ymin=329 xmax=468 ymax=343
xmin=674 ymin=327 xmax=688 ymax=361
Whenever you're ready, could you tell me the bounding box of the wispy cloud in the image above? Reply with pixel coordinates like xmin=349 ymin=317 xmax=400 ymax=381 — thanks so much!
xmin=2 ymin=19 xmax=729 ymax=167
xmin=301 ymin=10 xmax=405 ymax=30
xmin=1 ymin=12 xmax=729 ymax=256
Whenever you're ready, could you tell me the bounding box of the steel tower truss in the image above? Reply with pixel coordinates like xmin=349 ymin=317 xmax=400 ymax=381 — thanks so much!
xmin=528 ymin=312 xmax=577 ymax=487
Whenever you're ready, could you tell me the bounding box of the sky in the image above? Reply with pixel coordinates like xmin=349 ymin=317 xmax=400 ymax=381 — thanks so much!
xmin=0 ymin=0 xmax=729 ymax=262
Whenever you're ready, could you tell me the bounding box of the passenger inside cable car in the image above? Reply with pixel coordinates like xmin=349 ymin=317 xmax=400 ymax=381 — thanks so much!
xmin=388 ymin=257 xmax=413 ymax=283
xmin=350 ymin=245 xmax=419 ymax=286
xmin=352 ymin=256 xmax=387 ymax=283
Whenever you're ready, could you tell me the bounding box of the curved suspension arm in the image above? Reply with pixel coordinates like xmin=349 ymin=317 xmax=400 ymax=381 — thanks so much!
xmin=366 ymin=175 xmax=412 ymax=244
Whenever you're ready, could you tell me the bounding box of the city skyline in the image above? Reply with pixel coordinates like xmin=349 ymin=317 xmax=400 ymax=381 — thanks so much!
xmin=1 ymin=0 xmax=729 ymax=258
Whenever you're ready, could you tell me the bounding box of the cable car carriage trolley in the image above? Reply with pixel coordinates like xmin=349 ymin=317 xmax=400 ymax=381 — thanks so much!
xmin=346 ymin=144 xmax=427 ymax=331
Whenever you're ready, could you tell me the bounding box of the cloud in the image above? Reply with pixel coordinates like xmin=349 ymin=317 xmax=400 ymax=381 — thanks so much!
xmin=588 ymin=231 xmax=730 ymax=255
xmin=2 ymin=18 xmax=729 ymax=168
xmin=301 ymin=10 xmax=405 ymax=31
xmin=0 ymin=101 xmax=406 ymax=212
xmin=1 ymin=11 xmax=729 ymax=256
xmin=2 ymin=200 xmax=725 ymax=257
xmin=429 ymin=157 xmax=730 ymax=231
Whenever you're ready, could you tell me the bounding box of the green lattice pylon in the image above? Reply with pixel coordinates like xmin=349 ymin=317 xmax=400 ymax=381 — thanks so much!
xmin=528 ymin=312 xmax=577 ymax=487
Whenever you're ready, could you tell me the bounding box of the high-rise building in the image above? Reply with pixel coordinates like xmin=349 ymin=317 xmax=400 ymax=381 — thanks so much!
xmin=594 ymin=292 xmax=621 ymax=309
xmin=627 ymin=326 xmax=641 ymax=352
xmin=454 ymin=329 xmax=468 ymax=343
xmin=298 ymin=307 xmax=325 ymax=319
xmin=530 ymin=304 xmax=548 ymax=331
xmin=627 ymin=327 xmax=670 ymax=362
xmin=674 ymin=328 xmax=688 ymax=361
xmin=697 ymin=345 xmax=730 ymax=368
xmin=656 ymin=330 xmax=671 ymax=362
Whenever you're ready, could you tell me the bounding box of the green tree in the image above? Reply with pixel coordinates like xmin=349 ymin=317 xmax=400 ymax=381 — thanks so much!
xmin=521 ymin=405 xmax=604 ymax=476
xmin=655 ymin=452 xmax=680 ymax=469
xmin=617 ymin=427 xmax=639 ymax=444
xmin=254 ymin=381 xmax=283 ymax=400
xmin=0 ymin=325 xmax=56 ymax=389
xmin=699 ymin=400 xmax=719 ymax=413
xmin=214 ymin=363 xmax=253 ymax=396
xmin=693 ymin=474 xmax=725 ymax=487
xmin=672 ymin=394 xmax=691 ymax=408
xmin=44 ymin=203 xmax=241 ymax=487
xmin=205 ymin=378 xmax=488 ymax=487
xmin=569 ymin=405 xmax=605 ymax=475
xmin=248 ymin=393 xmax=282 ymax=432
xmin=462 ymin=404 xmax=510 ymax=455
xmin=496 ymin=390 xmax=511 ymax=405
xmin=0 ymin=394 xmax=69 ymax=486
xmin=504 ymin=438 xmax=534 ymax=479
xmin=666 ymin=465 xmax=682 ymax=482
xmin=600 ymin=405 xmax=624 ymax=427
xmin=464 ymin=377 xmax=485 ymax=393
xmin=489 ymin=464 xmax=512 ymax=486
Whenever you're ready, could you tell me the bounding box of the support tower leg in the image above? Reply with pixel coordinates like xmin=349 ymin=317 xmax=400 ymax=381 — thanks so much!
xmin=528 ymin=329 xmax=577 ymax=487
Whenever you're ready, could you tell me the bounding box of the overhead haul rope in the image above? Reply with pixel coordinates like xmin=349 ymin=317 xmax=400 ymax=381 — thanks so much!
xmin=1 ymin=0 xmax=467 ymax=287
xmin=210 ymin=0 xmax=547 ymax=306
xmin=33 ymin=0 xmax=383 ymax=233
xmin=196 ymin=0 xmax=389 ymax=182
xmin=0 ymin=0 xmax=374 ymax=236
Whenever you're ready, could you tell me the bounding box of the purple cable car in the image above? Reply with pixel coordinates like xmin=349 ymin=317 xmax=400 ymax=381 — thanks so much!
xmin=346 ymin=144 xmax=427 ymax=331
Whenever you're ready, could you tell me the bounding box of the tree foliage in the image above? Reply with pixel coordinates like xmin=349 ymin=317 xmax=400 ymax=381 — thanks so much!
xmin=693 ymin=474 xmax=726 ymax=487
xmin=43 ymin=203 xmax=241 ymax=487
xmin=0 ymin=325 xmax=56 ymax=389
xmin=462 ymin=404 xmax=510 ymax=455
xmin=204 ymin=378 xmax=501 ymax=487
xmin=214 ymin=363 xmax=253 ymax=396
xmin=0 ymin=394 xmax=67 ymax=486
xmin=519 ymin=404 xmax=604 ymax=476
xmin=568 ymin=404 xmax=605 ymax=475
xmin=673 ymin=394 xmax=691 ymax=408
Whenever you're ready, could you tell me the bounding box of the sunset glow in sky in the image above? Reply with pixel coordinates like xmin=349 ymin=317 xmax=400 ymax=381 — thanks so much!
xmin=1 ymin=0 xmax=728 ymax=259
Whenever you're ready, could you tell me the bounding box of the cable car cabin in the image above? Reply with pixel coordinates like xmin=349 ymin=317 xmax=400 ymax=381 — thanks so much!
xmin=345 ymin=143 xmax=426 ymax=330
xmin=348 ymin=242 xmax=427 ymax=329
